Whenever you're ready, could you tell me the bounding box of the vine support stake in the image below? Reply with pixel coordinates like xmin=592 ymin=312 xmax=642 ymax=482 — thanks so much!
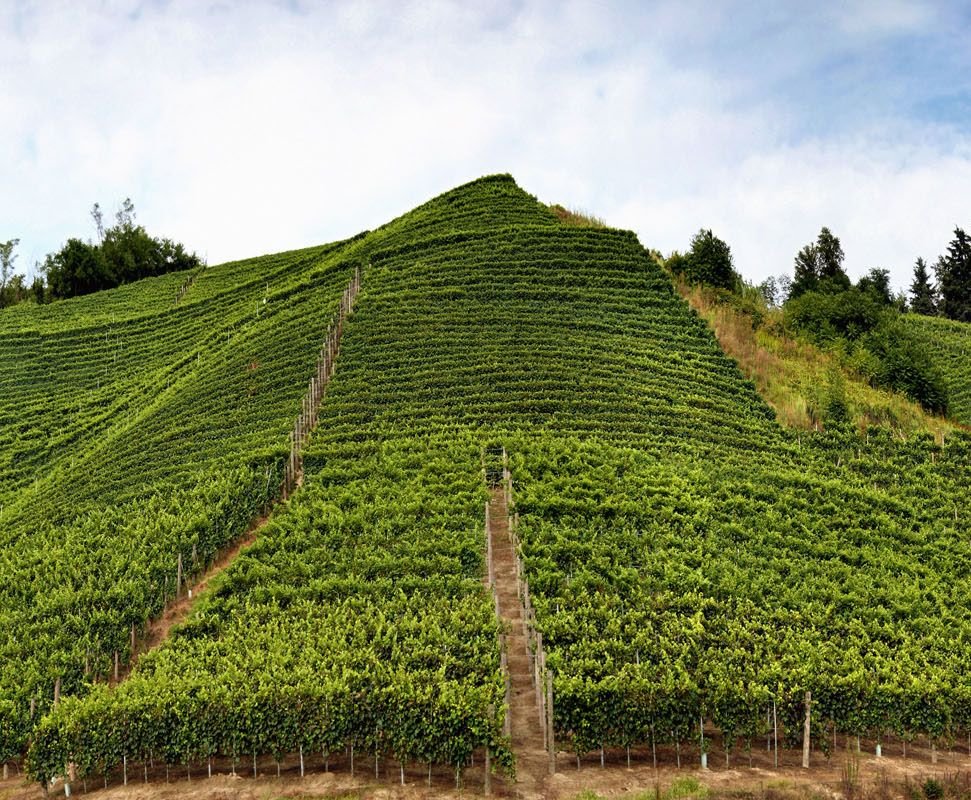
xmin=485 ymin=702 xmax=494 ymax=795
xmin=802 ymin=690 xmax=812 ymax=768
xmin=773 ymin=697 xmax=778 ymax=768
xmin=700 ymin=715 xmax=707 ymax=769
xmin=547 ymin=671 xmax=555 ymax=775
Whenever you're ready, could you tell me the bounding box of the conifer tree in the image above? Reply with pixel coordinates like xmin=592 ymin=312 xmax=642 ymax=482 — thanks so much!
xmin=935 ymin=227 xmax=971 ymax=322
xmin=790 ymin=244 xmax=819 ymax=299
xmin=909 ymin=257 xmax=938 ymax=316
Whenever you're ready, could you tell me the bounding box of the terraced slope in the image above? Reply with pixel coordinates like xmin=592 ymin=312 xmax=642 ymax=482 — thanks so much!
xmin=10 ymin=175 xmax=971 ymax=790
xmin=314 ymin=226 xmax=778 ymax=454
xmin=0 ymin=237 xmax=361 ymax=765
xmin=903 ymin=313 xmax=971 ymax=425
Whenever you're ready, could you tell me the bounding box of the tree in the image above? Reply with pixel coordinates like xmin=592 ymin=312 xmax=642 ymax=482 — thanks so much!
xmin=91 ymin=203 xmax=105 ymax=244
xmin=790 ymin=228 xmax=850 ymax=300
xmin=42 ymin=199 xmax=202 ymax=300
xmin=30 ymin=275 xmax=46 ymax=304
xmin=857 ymin=268 xmax=892 ymax=306
xmin=909 ymin=257 xmax=938 ymax=316
xmin=791 ymin=245 xmax=820 ymax=299
xmin=758 ymin=276 xmax=779 ymax=307
xmin=682 ymin=229 xmax=738 ymax=290
xmin=42 ymin=238 xmax=110 ymax=298
xmin=1 ymin=238 xmax=19 ymax=297
xmin=934 ymin=227 xmax=971 ymax=323
xmin=816 ymin=227 xmax=848 ymax=286
xmin=5 ymin=274 xmax=27 ymax=307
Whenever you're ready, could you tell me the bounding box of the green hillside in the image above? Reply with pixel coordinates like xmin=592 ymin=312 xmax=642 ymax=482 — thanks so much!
xmin=0 ymin=236 xmax=360 ymax=763
xmin=3 ymin=176 xmax=971 ymax=788
xmin=903 ymin=313 xmax=971 ymax=425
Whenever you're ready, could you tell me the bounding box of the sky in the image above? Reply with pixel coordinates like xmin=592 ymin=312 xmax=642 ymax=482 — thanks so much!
xmin=2 ymin=0 xmax=970 ymax=293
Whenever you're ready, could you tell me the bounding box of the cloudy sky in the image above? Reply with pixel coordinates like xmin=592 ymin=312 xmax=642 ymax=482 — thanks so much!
xmin=3 ymin=0 xmax=970 ymax=292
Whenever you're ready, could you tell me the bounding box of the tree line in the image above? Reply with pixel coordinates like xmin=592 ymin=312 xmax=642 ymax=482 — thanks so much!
xmin=667 ymin=224 xmax=971 ymax=416
xmin=1 ymin=199 xmax=202 ymax=308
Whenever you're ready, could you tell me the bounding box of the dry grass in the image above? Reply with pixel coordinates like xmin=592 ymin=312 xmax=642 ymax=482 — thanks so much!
xmin=549 ymin=204 xmax=606 ymax=228
xmin=676 ymin=280 xmax=958 ymax=440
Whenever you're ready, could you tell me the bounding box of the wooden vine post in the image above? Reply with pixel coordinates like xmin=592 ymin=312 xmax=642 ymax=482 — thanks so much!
xmin=280 ymin=264 xmax=363 ymax=498
xmin=484 ymin=703 xmax=494 ymax=795
xmin=802 ymin=690 xmax=812 ymax=768
xmin=547 ymin=670 xmax=555 ymax=774
xmin=773 ymin=696 xmax=778 ymax=768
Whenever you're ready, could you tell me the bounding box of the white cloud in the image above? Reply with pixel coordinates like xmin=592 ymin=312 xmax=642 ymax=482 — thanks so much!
xmin=609 ymin=133 xmax=971 ymax=290
xmin=0 ymin=0 xmax=968 ymax=298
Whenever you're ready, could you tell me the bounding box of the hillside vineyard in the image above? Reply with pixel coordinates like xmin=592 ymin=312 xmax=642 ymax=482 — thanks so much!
xmin=903 ymin=313 xmax=971 ymax=426
xmin=2 ymin=176 xmax=970 ymax=788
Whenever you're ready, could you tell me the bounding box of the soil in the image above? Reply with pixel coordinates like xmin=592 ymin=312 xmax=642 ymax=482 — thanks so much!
xmin=3 ymin=740 xmax=969 ymax=800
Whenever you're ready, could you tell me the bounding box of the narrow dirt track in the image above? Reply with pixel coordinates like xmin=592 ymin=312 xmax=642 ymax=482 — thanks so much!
xmin=117 ymin=510 xmax=269 ymax=682
xmin=489 ymin=486 xmax=550 ymax=798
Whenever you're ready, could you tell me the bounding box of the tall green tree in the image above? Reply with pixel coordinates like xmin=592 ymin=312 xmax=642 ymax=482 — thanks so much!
xmin=857 ymin=268 xmax=892 ymax=305
xmin=909 ymin=257 xmax=938 ymax=316
xmin=0 ymin=238 xmax=19 ymax=307
xmin=816 ymin=227 xmax=848 ymax=286
xmin=790 ymin=227 xmax=850 ymax=299
xmin=791 ymin=244 xmax=820 ymax=298
xmin=935 ymin=227 xmax=971 ymax=323
xmin=683 ymin=228 xmax=738 ymax=290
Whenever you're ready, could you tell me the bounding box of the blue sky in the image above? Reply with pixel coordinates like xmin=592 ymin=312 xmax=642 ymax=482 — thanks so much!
xmin=2 ymin=0 xmax=969 ymax=293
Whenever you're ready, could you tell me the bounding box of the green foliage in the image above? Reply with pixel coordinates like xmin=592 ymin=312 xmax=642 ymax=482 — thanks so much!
xmin=902 ymin=314 xmax=971 ymax=425
xmin=935 ymin=227 xmax=971 ymax=323
xmin=857 ymin=268 xmax=893 ymax=306
xmin=923 ymin=778 xmax=944 ymax=800
xmin=667 ymin=776 xmax=709 ymax=800
xmin=41 ymin=199 xmax=202 ymax=300
xmin=785 ymin=288 xmax=948 ymax=413
xmin=0 ymin=236 xmax=358 ymax=763
xmin=0 ymin=238 xmax=19 ymax=305
xmin=790 ymin=227 xmax=850 ymax=299
xmin=678 ymin=229 xmax=738 ymax=290
xmin=910 ymin=257 xmax=938 ymax=316
xmin=785 ymin=287 xmax=885 ymax=342
xmin=5 ymin=174 xmax=971 ymax=787
xmin=823 ymin=366 xmax=850 ymax=426
xmin=862 ymin=318 xmax=948 ymax=414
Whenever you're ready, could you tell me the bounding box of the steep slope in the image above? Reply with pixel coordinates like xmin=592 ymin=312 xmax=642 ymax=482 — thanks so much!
xmin=903 ymin=313 xmax=971 ymax=425
xmin=678 ymin=282 xmax=959 ymax=438
xmin=9 ymin=175 xmax=971 ymax=790
xmin=0 ymin=237 xmax=360 ymax=765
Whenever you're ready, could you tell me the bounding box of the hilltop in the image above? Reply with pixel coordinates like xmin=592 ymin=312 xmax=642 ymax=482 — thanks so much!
xmin=1 ymin=176 xmax=970 ymax=799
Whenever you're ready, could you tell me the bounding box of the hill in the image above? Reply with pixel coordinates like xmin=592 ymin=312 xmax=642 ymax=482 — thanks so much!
xmin=2 ymin=176 xmax=971 ymax=793
xmin=902 ymin=313 xmax=971 ymax=426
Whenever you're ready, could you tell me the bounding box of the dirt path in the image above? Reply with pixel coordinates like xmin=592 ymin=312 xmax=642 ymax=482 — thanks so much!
xmin=118 ymin=510 xmax=269 ymax=682
xmin=489 ymin=486 xmax=550 ymax=798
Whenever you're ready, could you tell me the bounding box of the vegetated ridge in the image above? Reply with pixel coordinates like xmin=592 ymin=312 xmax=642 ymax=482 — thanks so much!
xmin=1 ymin=176 xmax=969 ymax=797
xmin=902 ymin=313 xmax=971 ymax=426
xmin=676 ymin=279 xmax=962 ymax=438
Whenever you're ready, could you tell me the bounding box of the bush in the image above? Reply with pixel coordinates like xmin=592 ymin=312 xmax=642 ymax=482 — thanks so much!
xmin=923 ymin=778 xmax=944 ymax=800
xmin=784 ymin=288 xmax=948 ymax=414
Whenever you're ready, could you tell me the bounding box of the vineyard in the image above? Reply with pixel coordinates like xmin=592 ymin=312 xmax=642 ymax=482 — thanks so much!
xmin=1 ymin=174 xmax=971 ymax=796
xmin=902 ymin=313 xmax=971 ymax=426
